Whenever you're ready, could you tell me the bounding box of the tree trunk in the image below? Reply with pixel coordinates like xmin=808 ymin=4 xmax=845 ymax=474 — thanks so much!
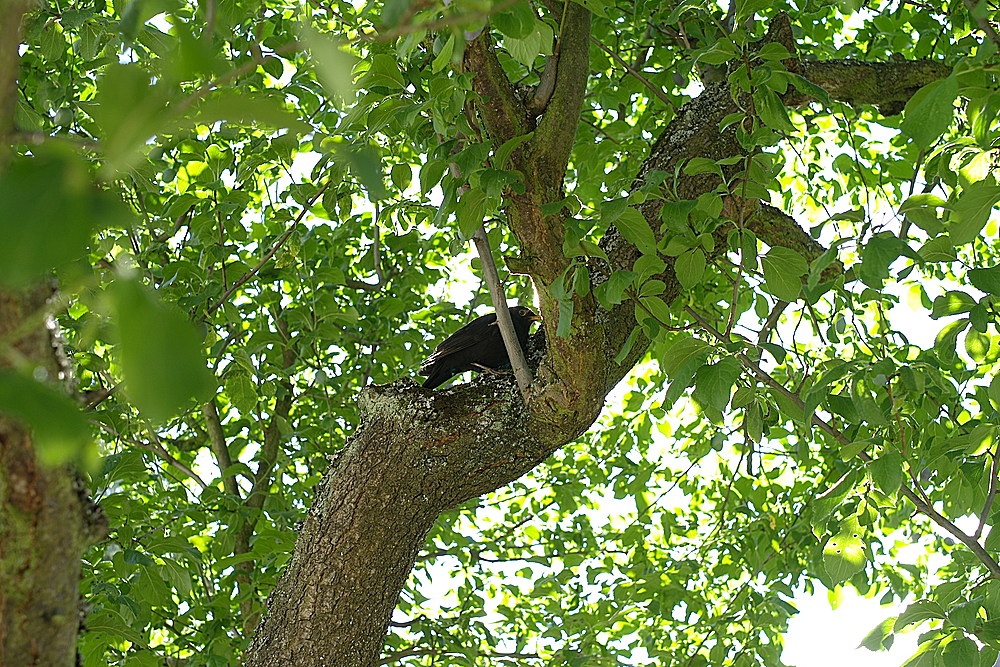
xmin=0 ymin=286 xmax=106 ymax=666
xmin=241 ymin=12 xmax=949 ymax=662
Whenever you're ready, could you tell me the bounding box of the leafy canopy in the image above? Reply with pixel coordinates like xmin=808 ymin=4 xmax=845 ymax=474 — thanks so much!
xmin=4 ymin=0 xmax=1000 ymax=665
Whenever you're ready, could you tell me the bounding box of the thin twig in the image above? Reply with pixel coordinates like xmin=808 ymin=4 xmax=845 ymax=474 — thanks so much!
xmin=471 ymin=225 xmax=533 ymax=398
xmin=977 ymin=439 xmax=1000 ymax=539
xmin=346 ymin=202 xmax=388 ymax=291
xmin=687 ymin=305 xmax=1000 ymax=579
xmin=205 ymin=180 xmax=331 ymax=317
xmin=964 ymin=0 xmax=1000 ymax=48
xmin=589 ymin=35 xmax=678 ymax=111
xmin=203 ymin=399 xmax=240 ymax=498
xmin=95 ymin=421 xmax=208 ymax=490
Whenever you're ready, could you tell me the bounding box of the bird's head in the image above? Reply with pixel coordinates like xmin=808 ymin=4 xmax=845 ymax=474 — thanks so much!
xmin=511 ymin=305 xmax=541 ymax=322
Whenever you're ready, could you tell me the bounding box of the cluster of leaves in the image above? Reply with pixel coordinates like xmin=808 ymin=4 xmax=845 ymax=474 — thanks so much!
xmin=397 ymin=3 xmax=1000 ymax=667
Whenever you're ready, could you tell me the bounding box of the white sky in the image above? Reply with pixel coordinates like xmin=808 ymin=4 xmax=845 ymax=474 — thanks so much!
xmin=783 ymin=587 xmax=919 ymax=666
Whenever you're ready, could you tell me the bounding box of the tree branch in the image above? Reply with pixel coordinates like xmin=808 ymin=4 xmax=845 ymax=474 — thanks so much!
xmin=94 ymin=422 xmax=209 ymax=490
xmin=203 ymin=399 xmax=240 ymax=498
xmin=234 ymin=311 xmax=296 ymax=633
xmin=789 ymin=59 xmax=952 ymax=115
xmin=532 ymin=1 xmax=592 ymax=193
xmin=589 ymin=34 xmax=677 ymax=111
xmin=686 ymin=306 xmax=1000 ymax=579
xmin=471 ymin=225 xmax=533 ymax=397
xmin=205 ymin=180 xmax=331 ymax=317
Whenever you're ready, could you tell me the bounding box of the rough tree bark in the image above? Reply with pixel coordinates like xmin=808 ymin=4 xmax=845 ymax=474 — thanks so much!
xmin=244 ymin=9 xmax=949 ymax=667
xmin=0 ymin=284 xmax=109 ymax=665
xmin=0 ymin=4 xmax=108 ymax=665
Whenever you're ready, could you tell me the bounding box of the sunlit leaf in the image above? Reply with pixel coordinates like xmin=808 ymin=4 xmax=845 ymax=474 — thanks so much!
xmin=901 ymin=74 xmax=958 ymax=151
xmin=950 ymin=179 xmax=1000 ymax=245
xmin=823 ymin=518 xmax=866 ymax=584
xmin=302 ymin=23 xmax=357 ymax=103
xmin=761 ymin=247 xmax=807 ymax=301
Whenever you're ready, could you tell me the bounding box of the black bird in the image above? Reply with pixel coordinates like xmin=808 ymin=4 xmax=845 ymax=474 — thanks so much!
xmin=419 ymin=305 xmax=541 ymax=389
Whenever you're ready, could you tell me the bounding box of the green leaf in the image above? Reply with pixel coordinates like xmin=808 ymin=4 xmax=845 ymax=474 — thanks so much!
xmin=692 ymin=357 xmax=741 ymax=411
xmin=569 ymin=0 xmax=610 ymax=18
xmin=494 ymin=132 xmax=533 ymax=169
xmin=840 ymin=440 xmax=871 ymax=460
xmin=823 ymin=517 xmax=867 ymax=584
xmin=813 ymin=469 xmax=859 ymax=522
xmin=787 ymin=72 xmax=831 ymax=105
xmin=390 ymin=163 xmax=412 ymax=191
xmin=86 ymin=609 xmax=148 ymax=646
xmin=675 ymin=248 xmax=706 ymax=288
xmin=901 ymin=74 xmax=958 ymax=151
xmin=0 ymin=150 xmax=131 ymax=285
xmin=190 ymin=92 xmax=309 ymax=133
xmin=966 ymin=424 xmax=996 ymax=456
xmin=918 ymin=235 xmax=958 ymax=263
xmin=745 ymin=402 xmax=763 ymax=442
xmin=493 ymin=1 xmax=536 ymax=39
xmin=357 ymin=53 xmax=404 ymax=91
xmin=761 ymin=247 xmax=807 ymax=301
xmin=343 ymin=144 xmax=388 ymax=200
xmin=698 ymin=38 xmax=738 ymax=65
xmin=931 ymin=291 xmax=977 ymax=319
xmin=432 ymin=34 xmax=456 ymax=73
xmin=613 ymin=208 xmax=658 ymax=256
xmin=159 ymin=561 xmax=193 ymax=597
xmin=871 ymin=451 xmax=903 ymax=495
xmin=754 ymin=87 xmax=795 ymax=132
xmin=683 ymin=157 xmax=723 ymax=177
xmin=948 ymin=599 xmax=983 ymax=632
xmin=633 ymin=254 xmax=666 ymax=281
xmin=858 ymin=234 xmax=916 ymax=287
xmin=91 ymin=63 xmax=172 ymax=173
xmin=420 ymin=160 xmax=448 ymax=194
xmin=950 ymin=179 xmax=1000 ymax=245
xmin=858 ymin=616 xmax=896 ymax=651
xmin=894 ymin=600 xmax=947 ymax=631
xmin=639 ymin=295 xmax=672 ymax=324
xmin=660 ymin=335 xmax=712 ymax=378
xmin=615 ymin=326 xmax=641 ymax=364
xmin=969 ymin=265 xmax=1000 ymax=294
xmin=456 ymin=188 xmax=489 ymax=240
xmin=899 ymin=640 xmax=939 ymax=667
xmin=756 ymin=42 xmax=792 ymax=61
xmin=596 ymin=270 xmax=636 ymax=307
xmin=0 ymin=371 xmax=91 ymax=466
xmin=504 ymin=20 xmax=553 ymax=67
xmin=638 ymin=279 xmax=666 ymax=297
xmin=966 ymin=328 xmax=991 ymax=362
xmin=935 ymin=319 xmax=969 ymax=364
xmin=899 ymin=193 xmax=948 ymax=212
xmin=731 ymin=386 xmax=754 ymax=409
xmin=940 ymin=637 xmax=980 ymax=667
xmin=111 ymin=278 xmax=214 ymax=422
xmin=224 ymin=372 xmax=257 ymax=414
xmin=556 ymin=298 xmax=574 ymax=338
xmin=380 ymin=0 xmax=411 ymax=27
xmin=989 ymin=374 xmax=1000 ymax=407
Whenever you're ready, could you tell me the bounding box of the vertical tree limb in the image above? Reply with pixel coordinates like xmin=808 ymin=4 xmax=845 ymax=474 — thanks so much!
xmin=471 ymin=225 xmax=533 ymax=397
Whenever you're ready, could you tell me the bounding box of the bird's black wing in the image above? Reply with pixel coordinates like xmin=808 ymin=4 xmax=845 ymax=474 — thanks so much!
xmin=419 ymin=313 xmax=497 ymax=374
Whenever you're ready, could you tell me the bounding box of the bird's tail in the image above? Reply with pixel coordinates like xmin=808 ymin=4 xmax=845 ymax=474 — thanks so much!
xmin=421 ymin=367 xmax=451 ymax=389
